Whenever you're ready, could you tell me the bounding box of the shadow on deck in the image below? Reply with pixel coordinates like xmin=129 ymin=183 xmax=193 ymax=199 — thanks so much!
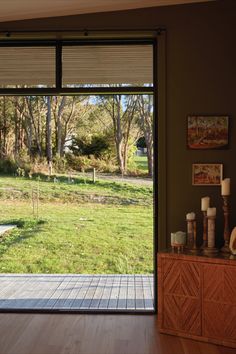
xmin=0 ymin=274 xmax=154 ymax=311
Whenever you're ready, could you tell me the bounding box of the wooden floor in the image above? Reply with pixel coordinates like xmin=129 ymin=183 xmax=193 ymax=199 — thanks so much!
xmin=0 ymin=313 xmax=234 ymax=354
xmin=0 ymin=274 xmax=154 ymax=311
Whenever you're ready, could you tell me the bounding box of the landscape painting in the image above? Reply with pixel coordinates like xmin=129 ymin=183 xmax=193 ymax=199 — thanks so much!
xmin=192 ymin=163 xmax=223 ymax=186
xmin=187 ymin=116 xmax=229 ymax=149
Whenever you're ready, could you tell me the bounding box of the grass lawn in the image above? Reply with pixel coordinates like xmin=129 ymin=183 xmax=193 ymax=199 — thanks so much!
xmin=133 ymin=155 xmax=148 ymax=173
xmin=0 ymin=175 xmax=153 ymax=274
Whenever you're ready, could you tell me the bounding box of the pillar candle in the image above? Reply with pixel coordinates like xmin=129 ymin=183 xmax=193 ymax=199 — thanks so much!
xmin=207 ymin=207 xmax=216 ymax=217
xmin=221 ymin=178 xmax=230 ymax=196
xmin=186 ymin=212 xmax=195 ymax=220
xmin=201 ymin=196 xmax=210 ymax=211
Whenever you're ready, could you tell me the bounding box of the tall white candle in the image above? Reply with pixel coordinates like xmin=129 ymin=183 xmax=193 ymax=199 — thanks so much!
xmin=221 ymin=178 xmax=230 ymax=196
xmin=186 ymin=212 xmax=195 ymax=220
xmin=207 ymin=207 xmax=216 ymax=217
xmin=201 ymin=196 xmax=210 ymax=211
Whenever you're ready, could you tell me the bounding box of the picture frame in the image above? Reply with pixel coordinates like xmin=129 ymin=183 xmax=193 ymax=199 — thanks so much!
xmin=187 ymin=115 xmax=229 ymax=149
xmin=192 ymin=163 xmax=223 ymax=186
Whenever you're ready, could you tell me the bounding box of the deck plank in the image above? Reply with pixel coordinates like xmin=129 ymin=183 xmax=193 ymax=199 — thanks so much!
xmin=135 ymin=275 xmax=145 ymax=310
xmin=107 ymin=275 xmax=120 ymax=309
xmin=0 ymin=274 xmax=154 ymax=311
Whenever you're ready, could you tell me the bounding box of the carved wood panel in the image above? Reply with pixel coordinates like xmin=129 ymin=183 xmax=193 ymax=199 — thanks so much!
xmin=203 ymin=264 xmax=236 ymax=342
xmin=163 ymin=259 xmax=200 ymax=297
xmin=158 ymin=252 xmax=236 ymax=348
xmin=163 ymin=259 xmax=201 ymax=335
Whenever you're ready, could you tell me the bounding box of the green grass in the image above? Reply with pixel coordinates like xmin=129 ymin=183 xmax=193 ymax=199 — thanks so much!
xmin=133 ymin=155 xmax=148 ymax=173
xmin=0 ymin=175 xmax=153 ymax=274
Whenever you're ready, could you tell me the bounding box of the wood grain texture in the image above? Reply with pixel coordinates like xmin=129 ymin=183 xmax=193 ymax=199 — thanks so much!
xmin=203 ymin=264 xmax=236 ymax=344
xmin=0 ymin=313 xmax=233 ymax=354
xmin=162 ymin=259 xmax=201 ymax=335
xmin=158 ymin=251 xmax=236 ymax=349
xmin=0 ymin=274 xmax=154 ymax=311
xmin=0 ymin=1 xmax=213 ymax=23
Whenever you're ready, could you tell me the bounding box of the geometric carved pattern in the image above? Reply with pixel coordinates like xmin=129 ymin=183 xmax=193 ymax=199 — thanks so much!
xmin=204 ymin=265 xmax=236 ymax=304
xmin=224 ymin=304 xmax=236 ymax=340
xmin=203 ymin=302 xmax=236 ymax=341
xmin=203 ymin=265 xmax=236 ymax=342
xmin=203 ymin=301 xmax=225 ymax=339
xmin=163 ymin=259 xmax=182 ymax=295
xmin=158 ymin=252 xmax=236 ymax=348
xmin=181 ymin=297 xmax=201 ymax=334
xmin=164 ymin=259 xmax=200 ymax=297
xmin=224 ymin=268 xmax=236 ymax=304
xmin=163 ymin=259 xmax=201 ymax=335
xmin=181 ymin=262 xmax=200 ymax=297
xmin=163 ymin=294 xmax=181 ymax=330
xmin=164 ymin=295 xmax=201 ymax=335
xmin=203 ymin=265 xmax=224 ymax=301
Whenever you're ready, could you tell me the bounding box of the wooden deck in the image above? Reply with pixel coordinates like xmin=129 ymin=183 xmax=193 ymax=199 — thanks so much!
xmin=0 ymin=274 xmax=154 ymax=311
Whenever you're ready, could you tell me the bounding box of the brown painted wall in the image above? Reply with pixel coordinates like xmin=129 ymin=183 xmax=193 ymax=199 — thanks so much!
xmin=1 ymin=0 xmax=236 ymax=247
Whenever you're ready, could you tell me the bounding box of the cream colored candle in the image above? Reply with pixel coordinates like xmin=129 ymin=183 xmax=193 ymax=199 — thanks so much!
xmin=186 ymin=212 xmax=195 ymax=220
xmin=207 ymin=207 xmax=216 ymax=217
xmin=221 ymin=178 xmax=230 ymax=196
xmin=201 ymin=196 xmax=210 ymax=211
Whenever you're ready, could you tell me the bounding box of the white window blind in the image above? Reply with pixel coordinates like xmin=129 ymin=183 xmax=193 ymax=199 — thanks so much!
xmin=62 ymin=45 xmax=153 ymax=86
xmin=0 ymin=46 xmax=55 ymax=87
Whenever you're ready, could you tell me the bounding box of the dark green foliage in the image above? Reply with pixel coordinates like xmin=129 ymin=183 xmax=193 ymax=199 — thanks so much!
xmin=0 ymin=158 xmax=18 ymax=174
xmin=69 ymin=135 xmax=110 ymax=158
xmin=136 ymin=136 xmax=147 ymax=148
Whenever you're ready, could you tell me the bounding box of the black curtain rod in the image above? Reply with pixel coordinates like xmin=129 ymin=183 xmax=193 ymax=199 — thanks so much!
xmin=1 ymin=28 xmax=165 ymax=33
xmin=0 ymin=28 xmax=166 ymax=37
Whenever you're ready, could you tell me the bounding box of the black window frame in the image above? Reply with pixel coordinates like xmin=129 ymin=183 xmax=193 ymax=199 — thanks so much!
xmin=0 ymin=37 xmax=158 ymax=315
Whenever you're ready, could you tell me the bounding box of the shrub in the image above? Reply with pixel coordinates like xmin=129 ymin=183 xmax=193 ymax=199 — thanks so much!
xmin=69 ymin=134 xmax=111 ymax=158
xmin=52 ymin=154 xmax=68 ymax=173
xmin=0 ymin=158 xmax=18 ymax=174
xmin=66 ymin=153 xmax=117 ymax=173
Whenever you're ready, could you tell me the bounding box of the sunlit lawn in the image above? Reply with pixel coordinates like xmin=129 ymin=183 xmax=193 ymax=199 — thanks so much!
xmin=0 ymin=176 xmax=153 ymax=274
xmin=133 ymin=155 xmax=148 ymax=173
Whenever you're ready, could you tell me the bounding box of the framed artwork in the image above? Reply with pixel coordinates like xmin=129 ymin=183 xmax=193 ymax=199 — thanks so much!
xmin=187 ymin=115 xmax=229 ymax=149
xmin=192 ymin=163 xmax=223 ymax=186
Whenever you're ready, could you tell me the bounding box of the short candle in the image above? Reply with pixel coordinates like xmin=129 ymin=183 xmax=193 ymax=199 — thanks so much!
xmin=207 ymin=207 xmax=216 ymax=217
xmin=186 ymin=212 xmax=195 ymax=220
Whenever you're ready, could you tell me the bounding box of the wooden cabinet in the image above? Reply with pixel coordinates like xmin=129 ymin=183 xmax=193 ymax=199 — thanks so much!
xmin=158 ymin=251 xmax=236 ymax=348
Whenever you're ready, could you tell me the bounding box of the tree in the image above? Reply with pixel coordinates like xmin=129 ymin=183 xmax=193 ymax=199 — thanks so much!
xmin=137 ymin=95 xmax=153 ymax=177
xmin=99 ymin=95 xmax=138 ymax=175
xmin=45 ymin=96 xmax=53 ymax=175
xmin=52 ymin=96 xmax=67 ymax=157
xmin=24 ymin=96 xmax=47 ymax=157
xmin=0 ymin=97 xmax=12 ymax=158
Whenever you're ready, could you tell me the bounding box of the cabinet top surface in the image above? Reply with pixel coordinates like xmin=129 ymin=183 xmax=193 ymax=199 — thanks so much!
xmin=158 ymin=249 xmax=236 ymax=265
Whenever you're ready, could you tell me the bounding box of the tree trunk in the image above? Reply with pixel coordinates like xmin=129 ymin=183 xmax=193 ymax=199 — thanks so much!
xmin=56 ymin=96 xmax=66 ymax=157
xmin=2 ymin=97 xmax=7 ymax=158
xmin=113 ymin=95 xmax=125 ymax=175
xmin=146 ymin=139 xmax=153 ymax=177
xmin=46 ymin=96 xmax=53 ymax=175
xmin=25 ymin=97 xmax=43 ymax=157
xmin=138 ymin=96 xmax=153 ymax=177
xmin=14 ymin=98 xmax=20 ymax=158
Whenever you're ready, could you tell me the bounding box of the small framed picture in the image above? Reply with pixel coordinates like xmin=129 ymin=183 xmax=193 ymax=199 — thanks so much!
xmin=192 ymin=163 xmax=223 ymax=186
xmin=187 ymin=115 xmax=229 ymax=149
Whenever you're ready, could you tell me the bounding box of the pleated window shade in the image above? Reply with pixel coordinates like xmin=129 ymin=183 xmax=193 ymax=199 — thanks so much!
xmin=62 ymin=45 xmax=153 ymax=86
xmin=0 ymin=47 xmax=55 ymax=87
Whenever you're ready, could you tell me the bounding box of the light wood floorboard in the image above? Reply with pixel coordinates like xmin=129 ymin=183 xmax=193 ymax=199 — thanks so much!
xmin=0 ymin=314 xmax=234 ymax=354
